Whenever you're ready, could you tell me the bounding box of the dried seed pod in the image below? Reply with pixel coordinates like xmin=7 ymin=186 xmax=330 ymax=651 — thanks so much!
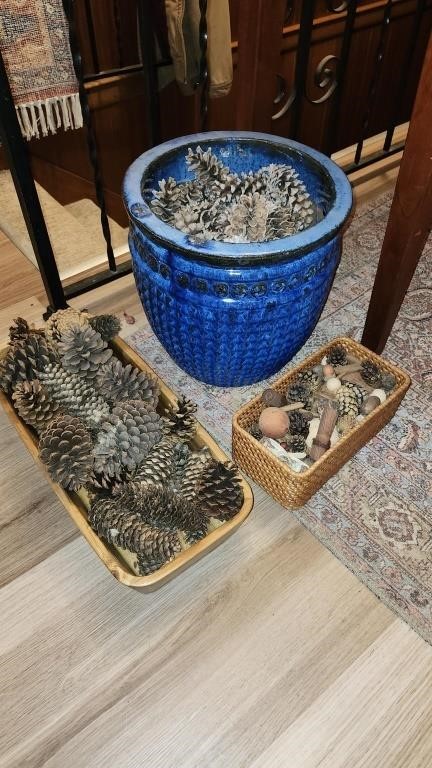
xmin=261 ymin=388 xmax=286 ymax=408
xmin=259 ymin=407 xmax=289 ymax=439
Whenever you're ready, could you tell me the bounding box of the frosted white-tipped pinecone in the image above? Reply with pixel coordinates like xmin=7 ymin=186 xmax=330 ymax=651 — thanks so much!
xmin=97 ymin=358 xmax=159 ymax=408
xmin=39 ymin=363 xmax=110 ymax=428
xmin=93 ymin=400 xmax=163 ymax=479
xmin=45 ymin=308 xmax=90 ymax=343
xmin=58 ymin=324 xmax=112 ymax=379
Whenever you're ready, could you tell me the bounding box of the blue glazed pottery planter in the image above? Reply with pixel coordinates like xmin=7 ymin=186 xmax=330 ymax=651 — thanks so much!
xmin=123 ymin=132 xmax=352 ymax=386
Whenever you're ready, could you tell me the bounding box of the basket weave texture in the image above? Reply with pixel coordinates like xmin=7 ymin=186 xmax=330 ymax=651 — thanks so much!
xmin=232 ymin=336 xmax=411 ymax=508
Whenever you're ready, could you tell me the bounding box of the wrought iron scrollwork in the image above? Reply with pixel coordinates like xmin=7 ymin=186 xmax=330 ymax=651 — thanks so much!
xmin=307 ymin=54 xmax=339 ymax=104
xmin=272 ymin=75 xmax=296 ymax=121
xmin=284 ymin=1 xmax=295 ymax=24
xmin=326 ymin=0 xmax=349 ymax=12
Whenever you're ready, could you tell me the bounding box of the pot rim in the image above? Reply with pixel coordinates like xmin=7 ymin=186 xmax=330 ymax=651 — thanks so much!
xmin=122 ymin=131 xmax=353 ymax=265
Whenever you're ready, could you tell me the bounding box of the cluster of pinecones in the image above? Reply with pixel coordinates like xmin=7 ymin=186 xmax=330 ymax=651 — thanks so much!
xmin=1 ymin=311 xmax=244 ymax=576
xmin=149 ymin=146 xmax=315 ymax=244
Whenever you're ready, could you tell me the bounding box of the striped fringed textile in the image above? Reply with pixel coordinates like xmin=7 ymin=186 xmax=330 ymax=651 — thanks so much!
xmin=0 ymin=0 xmax=83 ymax=140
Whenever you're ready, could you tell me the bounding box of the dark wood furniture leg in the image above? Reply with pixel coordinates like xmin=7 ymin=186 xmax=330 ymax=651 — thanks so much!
xmin=361 ymin=33 xmax=432 ymax=354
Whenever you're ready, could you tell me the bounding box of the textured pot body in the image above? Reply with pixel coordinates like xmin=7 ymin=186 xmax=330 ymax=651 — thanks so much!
xmin=123 ymin=132 xmax=352 ymax=386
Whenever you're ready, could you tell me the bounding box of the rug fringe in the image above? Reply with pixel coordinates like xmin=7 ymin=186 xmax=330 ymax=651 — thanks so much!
xmin=16 ymin=94 xmax=83 ymax=141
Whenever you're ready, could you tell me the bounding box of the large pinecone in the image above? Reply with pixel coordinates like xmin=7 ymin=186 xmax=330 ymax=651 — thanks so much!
xmin=45 ymin=308 xmax=89 ymax=343
xmin=186 ymin=146 xmax=238 ymax=190
xmin=288 ymin=410 xmax=310 ymax=438
xmin=97 ymin=358 xmax=159 ymax=408
xmin=88 ymin=313 xmax=121 ymax=342
xmin=327 ymin=345 xmax=347 ymax=367
xmin=39 ymin=414 xmax=93 ymax=490
xmin=134 ymin=436 xmax=177 ymax=487
xmin=179 ymin=447 xmax=213 ymax=501
xmin=58 ymin=324 xmax=112 ymax=379
xmin=0 ymin=333 xmax=58 ymax=393
xmin=89 ymin=496 xmax=181 ymax=566
xmin=12 ymin=379 xmax=61 ymax=432
xmin=335 ymin=385 xmax=359 ymax=417
xmin=194 ymin=460 xmax=244 ymax=521
xmin=93 ymin=400 xmax=163 ymax=479
xmin=39 ymin=363 xmax=110 ymax=428
xmin=360 ymin=360 xmax=382 ymax=387
xmin=117 ymin=483 xmax=208 ymax=540
xmin=163 ymin=396 xmax=197 ymax=441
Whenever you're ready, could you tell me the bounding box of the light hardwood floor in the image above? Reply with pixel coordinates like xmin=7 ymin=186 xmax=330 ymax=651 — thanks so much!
xmin=2 ymin=174 xmax=432 ymax=768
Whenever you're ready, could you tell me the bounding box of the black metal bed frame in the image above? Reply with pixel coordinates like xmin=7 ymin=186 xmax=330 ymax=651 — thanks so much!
xmin=0 ymin=0 xmax=426 ymax=315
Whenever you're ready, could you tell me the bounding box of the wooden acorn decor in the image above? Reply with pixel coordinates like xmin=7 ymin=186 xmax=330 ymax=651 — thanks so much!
xmin=1 ymin=310 xmax=245 ymax=577
xmin=245 ymin=340 xmax=400 ymax=472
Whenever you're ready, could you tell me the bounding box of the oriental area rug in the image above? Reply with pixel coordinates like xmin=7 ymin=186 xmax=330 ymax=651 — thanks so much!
xmin=128 ymin=190 xmax=432 ymax=644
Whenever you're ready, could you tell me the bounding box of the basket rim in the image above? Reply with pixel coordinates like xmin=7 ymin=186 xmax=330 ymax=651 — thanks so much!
xmin=232 ymin=336 xmax=411 ymax=480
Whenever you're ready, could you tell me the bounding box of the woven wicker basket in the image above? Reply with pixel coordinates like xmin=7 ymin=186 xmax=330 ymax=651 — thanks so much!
xmin=232 ymin=336 xmax=411 ymax=508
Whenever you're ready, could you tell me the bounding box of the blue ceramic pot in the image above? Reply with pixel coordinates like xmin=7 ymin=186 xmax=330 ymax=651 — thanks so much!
xmin=123 ymin=132 xmax=352 ymax=386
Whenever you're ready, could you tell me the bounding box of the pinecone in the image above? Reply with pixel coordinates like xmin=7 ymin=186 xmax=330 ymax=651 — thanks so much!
xmin=225 ymin=193 xmax=270 ymax=243
xmin=135 ymin=553 xmax=173 ymax=575
xmin=381 ymin=372 xmax=397 ymax=392
xmin=117 ymin=484 xmax=208 ymax=539
xmin=9 ymin=317 xmax=32 ymax=343
xmin=249 ymin=422 xmax=263 ymax=440
xmin=194 ymin=460 xmax=244 ymax=521
xmin=88 ymin=496 xmax=181 ymax=564
xmin=172 ymin=208 xmax=208 ymax=240
xmin=58 ymin=324 xmax=112 ymax=379
xmin=163 ymin=396 xmax=197 ymax=441
xmin=337 ymin=414 xmax=357 ymax=435
xmin=45 ymin=308 xmax=89 ymax=343
xmin=0 ymin=334 xmax=58 ymax=393
xmin=335 ymin=385 xmax=359 ymax=417
xmin=285 ymin=382 xmax=312 ymax=408
xmin=12 ymin=379 xmax=62 ymax=432
xmin=266 ymin=206 xmax=296 ymax=239
xmin=39 ymin=363 xmax=110 ymax=428
xmin=93 ymin=400 xmax=163 ymax=479
xmin=39 ymin=414 xmax=93 ymax=490
xmin=284 ymin=434 xmax=307 ymax=453
xmin=179 ymin=448 xmax=213 ymax=501
xmin=97 ymin=358 xmax=159 ymax=408
xmin=186 ymin=146 xmax=238 ymax=190
xmin=261 ymin=388 xmax=286 ymax=407
xmin=360 ymin=360 xmax=382 ymax=387
xmin=172 ymin=442 xmax=192 ymax=485
xmin=288 ymin=410 xmax=309 ymax=438
xmin=134 ymin=436 xmax=177 ymax=487
xmin=327 ymin=345 xmax=348 ymax=367
xmin=88 ymin=313 xmax=121 ymax=342
xmin=342 ymin=381 xmax=365 ymax=408
xmin=297 ymin=369 xmax=322 ymax=392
